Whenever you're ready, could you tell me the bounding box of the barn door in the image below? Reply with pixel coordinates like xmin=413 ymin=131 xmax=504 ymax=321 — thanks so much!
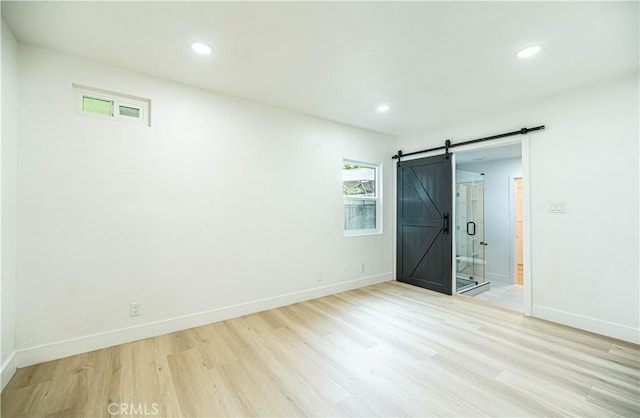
xmin=397 ymin=154 xmax=452 ymax=294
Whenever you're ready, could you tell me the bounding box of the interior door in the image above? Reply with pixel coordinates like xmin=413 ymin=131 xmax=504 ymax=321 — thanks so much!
xmin=397 ymin=154 xmax=453 ymax=295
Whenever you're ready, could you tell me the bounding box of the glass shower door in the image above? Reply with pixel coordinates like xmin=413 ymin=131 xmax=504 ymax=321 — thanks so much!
xmin=456 ymin=170 xmax=485 ymax=292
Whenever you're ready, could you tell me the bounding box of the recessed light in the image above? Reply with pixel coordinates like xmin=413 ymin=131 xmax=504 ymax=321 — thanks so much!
xmin=376 ymin=104 xmax=390 ymax=113
xmin=191 ymin=41 xmax=213 ymax=55
xmin=516 ymin=44 xmax=542 ymax=58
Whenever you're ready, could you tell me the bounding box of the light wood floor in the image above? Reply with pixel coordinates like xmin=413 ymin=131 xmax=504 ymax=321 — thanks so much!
xmin=2 ymin=281 xmax=639 ymax=417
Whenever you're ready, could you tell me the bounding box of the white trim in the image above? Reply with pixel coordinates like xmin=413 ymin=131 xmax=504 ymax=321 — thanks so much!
xmin=453 ymin=137 xmax=522 ymax=155
xmin=451 ymin=154 xmax=458 ymax=294
xmin=344 ymin=229 xmax=383 ymax=237
xmin=532 ymin=305 xmax=640 ymax=344
xmin=392 ymin=157 xmax=398 ymax=281
xmin=1 ymin=351 xmax=17 ymax=391
xmin=398 ymin=137 xmax=523 ymax=165
xmin=15 ymin=273 xmax=392 ymax=368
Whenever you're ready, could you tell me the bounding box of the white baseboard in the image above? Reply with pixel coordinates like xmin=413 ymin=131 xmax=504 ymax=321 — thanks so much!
xmin=532 ymin=305 xmax=640 ymax=344
xmin=1 ymin=351 xmax=17 ymax=391
xmin=486 ymin=272 xmax=511 ymax=284
xmin=16 ymin=273 xmax=392 ymax=368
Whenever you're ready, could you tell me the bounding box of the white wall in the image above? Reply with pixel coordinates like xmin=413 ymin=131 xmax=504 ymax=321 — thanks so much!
xmin=458 ymin=158 xmax=522 ymax=283
xmin=1 ymin=17 xmax=19 ymax=389
xmin=399 ymin=72 xmax=640 ymax=343
xmin=15 ymin=45 xmax=395 ymax=365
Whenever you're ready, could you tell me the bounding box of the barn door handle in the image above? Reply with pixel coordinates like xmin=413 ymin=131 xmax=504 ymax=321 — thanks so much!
xmin=443 ymin=213 xmax=450 ymax=234
xmin=466 ymin=221 xmax=476 ymax=236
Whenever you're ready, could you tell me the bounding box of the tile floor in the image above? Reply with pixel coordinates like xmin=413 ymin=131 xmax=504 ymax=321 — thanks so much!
xmin=474 ymin=280 xmax=524 ymax=311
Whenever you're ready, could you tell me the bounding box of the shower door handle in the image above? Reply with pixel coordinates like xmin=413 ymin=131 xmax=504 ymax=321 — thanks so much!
xmin=466 ymin=221 xmax=476 ymax=236
xmin=443 ymin=213 xmax=450 ymax=235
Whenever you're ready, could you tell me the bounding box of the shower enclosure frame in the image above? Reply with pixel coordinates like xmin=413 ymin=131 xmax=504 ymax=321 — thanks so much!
xmin=455 ymin=169 xmax=486 ymax=292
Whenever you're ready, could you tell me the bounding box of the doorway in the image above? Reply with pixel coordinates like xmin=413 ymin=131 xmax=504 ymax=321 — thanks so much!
xmin=394 ymin=136 xmax=533 ymax=315
xmin=453 ymin=144 xmax=525 ymax=311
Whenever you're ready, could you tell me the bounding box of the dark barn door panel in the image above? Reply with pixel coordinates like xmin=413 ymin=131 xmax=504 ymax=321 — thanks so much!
xmin=397 ymin=154 xmax=452 ymax=295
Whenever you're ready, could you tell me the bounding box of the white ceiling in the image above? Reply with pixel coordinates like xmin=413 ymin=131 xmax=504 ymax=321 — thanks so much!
xmin=2 ymin=1 xmax=638 ymax=136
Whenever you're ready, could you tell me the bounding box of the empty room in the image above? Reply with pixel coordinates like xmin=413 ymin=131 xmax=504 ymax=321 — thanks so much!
xmin=1 ymin=1 xmax=639 ymax=417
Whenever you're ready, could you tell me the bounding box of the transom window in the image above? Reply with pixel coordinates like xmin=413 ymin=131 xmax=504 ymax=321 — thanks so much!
xmin=74 ymin=84 xmax=150 ymax=126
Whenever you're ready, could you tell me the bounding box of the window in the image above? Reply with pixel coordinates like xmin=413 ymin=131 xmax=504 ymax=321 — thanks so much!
xmin=82 ymin=96 xmax=112 ymax=116
xmin=343 ymin=159 xmax=382 ymax=235
xmin=74 ymin=84 xmax=151 ymax=126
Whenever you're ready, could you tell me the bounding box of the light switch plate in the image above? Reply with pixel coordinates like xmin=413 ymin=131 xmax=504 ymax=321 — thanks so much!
xmin=549 ymin=202 xmax=565 ymax=213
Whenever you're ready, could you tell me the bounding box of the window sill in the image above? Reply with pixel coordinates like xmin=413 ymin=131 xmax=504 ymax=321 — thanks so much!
xmin=344 ymin=230 xmax=383 ymax=237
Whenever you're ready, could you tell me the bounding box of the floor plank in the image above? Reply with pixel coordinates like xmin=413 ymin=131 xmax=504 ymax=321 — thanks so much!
xmin=2 ymin=281 xmax=638 ymax=417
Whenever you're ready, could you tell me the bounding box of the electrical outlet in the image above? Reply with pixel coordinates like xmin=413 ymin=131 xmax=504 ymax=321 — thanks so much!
xmin=315 ymin=271 xmax=323 ymax=283
xmin=130 ymin=302 xmax=141 ymax=317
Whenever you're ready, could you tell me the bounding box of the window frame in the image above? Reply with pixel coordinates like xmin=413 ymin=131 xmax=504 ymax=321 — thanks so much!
xmin=73 ymin=84 xmax=151 ymax=126
xmin=343 ymin=159 xmax=383 ymax=237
